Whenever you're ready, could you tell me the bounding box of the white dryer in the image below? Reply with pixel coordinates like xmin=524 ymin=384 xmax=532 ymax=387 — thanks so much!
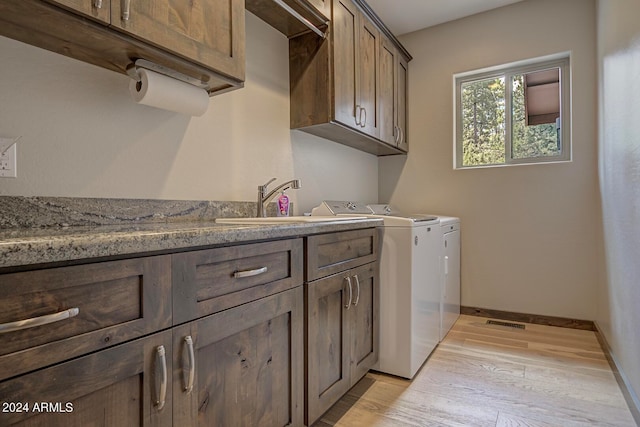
xmin=312 ymin=201 xmax=441 ymax=379
xmin=434 ymin=216 xmax=461 ymax=341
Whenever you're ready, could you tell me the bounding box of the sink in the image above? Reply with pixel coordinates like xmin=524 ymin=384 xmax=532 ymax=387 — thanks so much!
xmin=215 ymin=216 xmax=368 ymax=224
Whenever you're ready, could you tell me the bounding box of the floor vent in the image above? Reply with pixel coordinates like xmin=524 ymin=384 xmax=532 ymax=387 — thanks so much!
xmin=486 ymin=320 xmax=525 ymax=329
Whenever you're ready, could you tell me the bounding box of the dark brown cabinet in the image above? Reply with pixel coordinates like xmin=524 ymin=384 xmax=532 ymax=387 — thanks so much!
xmin=304 ymin=229 xmax=379 ymax=425
xmin=0 ymin=228 xmax=375 ymax=427
xmin=110 ymin=0 xmax=245 ymax=81
xmin=379 ymin=37 xmax=409 ymax=152
xmin=379 ymin=37 xmax=398 ymax=146
xmin=172 ymin=239 xmax=303 ymax=324
xmin=397 ymin=54 xmax=409 ymax=152
xmin=333 ymin=0 xmax=380 ymax=138
xmin=0 ymin=0 xmax=245 ymax=94
xmin=0 ymin=256 xmax=172 ymax=380
xmin=290 ymin=0 xmax=410 ymax=156
xmin=0 ymin=330 xmax=173 ymax=427
xmin=306 ymin=263 xmax=378 ymax=425
xmin=172 ymin=287 xmax=304 ymax=427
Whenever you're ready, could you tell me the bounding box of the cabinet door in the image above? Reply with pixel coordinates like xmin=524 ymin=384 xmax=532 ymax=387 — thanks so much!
xmin=173 ymin=287 xmax=303 ymax=427
xmin=306 ymin=273 xmax=351 ymax=425
xmin=0 ymin=331 xmax=172 ymax=427
xmin=379 ymin=38 xmax=397 ymax=146
xmin=397 ymin=55 xmax=409 ymax=152
xmin=357 ymin=15 xmax=380 ymax=138
xmin=110 ymin=0 xmax=245 ymax=80
xmin=348 ymin=262 xmax=378 ymax=385
xmin=332 ymin=0 xmax=358 ymax=128
xmin=47 ymin=0 xmax=110 ymax=23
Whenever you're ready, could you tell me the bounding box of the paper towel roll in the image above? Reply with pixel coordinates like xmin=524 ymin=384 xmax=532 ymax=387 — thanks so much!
xmin=129 ymin=68 xmax=209 ymax=117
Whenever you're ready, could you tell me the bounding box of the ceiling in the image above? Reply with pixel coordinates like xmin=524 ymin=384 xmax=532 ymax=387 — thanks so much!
xmin=365 ymin=0 xmax=525 ymax=36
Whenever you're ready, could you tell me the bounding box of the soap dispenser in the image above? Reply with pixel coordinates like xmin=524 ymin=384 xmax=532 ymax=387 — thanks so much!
xmin=276 ymin=191 xmax=290 ymax=217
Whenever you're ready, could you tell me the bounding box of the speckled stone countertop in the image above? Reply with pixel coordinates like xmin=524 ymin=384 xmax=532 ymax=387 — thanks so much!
xmin=0 ymin=197 xmax=381 ymax=269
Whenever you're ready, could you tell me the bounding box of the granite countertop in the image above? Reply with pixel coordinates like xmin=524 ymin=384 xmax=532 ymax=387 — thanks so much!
xmin=0 ymin=196 xmax=382 ymax=269
xmin=0 ymin=218 xmax=382 ymax=269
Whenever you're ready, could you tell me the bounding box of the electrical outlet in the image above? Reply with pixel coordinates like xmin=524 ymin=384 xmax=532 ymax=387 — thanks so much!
xmin=0 ymin=137 xmax=18 ymax=178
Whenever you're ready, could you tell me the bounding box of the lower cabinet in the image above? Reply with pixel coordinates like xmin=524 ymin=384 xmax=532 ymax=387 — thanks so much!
xmin=0 ymin=330 xmax=173 ymax=426
xmin=0 ymin=231 xmax=376 ymax=427
xmin=305 ymin=262 xmax=378 ymax=425
xmin=0 ymin=288 xmax=304 ymax=427
xmin=172 ymin=287 xmax=304 ymax=427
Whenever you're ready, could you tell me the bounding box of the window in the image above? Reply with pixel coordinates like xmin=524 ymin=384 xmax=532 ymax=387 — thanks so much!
xmin=454 ymin=54 xmax=570 ymax=168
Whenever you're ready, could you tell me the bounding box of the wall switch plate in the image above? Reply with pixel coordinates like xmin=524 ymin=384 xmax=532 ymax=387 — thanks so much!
xmin=0 ymin=137 xmax=18 ymax=178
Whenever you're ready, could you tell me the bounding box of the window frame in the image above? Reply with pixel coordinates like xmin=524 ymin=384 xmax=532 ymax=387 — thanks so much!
xmin=454 ymin=53 xmax=571 ymax=169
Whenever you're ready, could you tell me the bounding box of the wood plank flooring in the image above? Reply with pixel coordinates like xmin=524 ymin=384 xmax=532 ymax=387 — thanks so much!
xmin=313 ymin=315 xmax=636 ymax=427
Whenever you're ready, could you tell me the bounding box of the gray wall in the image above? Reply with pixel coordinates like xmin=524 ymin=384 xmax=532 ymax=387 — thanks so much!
xmin=380 ymin=0 xmax=601 ymax=321
xmin=597 ymin=0 xmax=640 ymax=410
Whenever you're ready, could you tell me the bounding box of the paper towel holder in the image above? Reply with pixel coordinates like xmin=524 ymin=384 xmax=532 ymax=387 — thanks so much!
xmin=126 ymin=59 xmax=209 ymax=91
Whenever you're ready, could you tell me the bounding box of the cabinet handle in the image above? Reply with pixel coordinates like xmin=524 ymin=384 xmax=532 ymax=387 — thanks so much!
xmin=352 ymin=274 xmax=361 ymax=306
xmin=344 ymin=276 xmax=353 ymax=309
xmin=184 ymin=336 xmax=195 ymax=393
xmin=93 ymin=0 xmax=102 ymax=9
xmin=234 ymin=266 xmax=268 ymax=279
xmin=360 ymin=107 xmax=367 ymax=128
xmin=0 ymin=307 xmax=79 ymax=334
xmin=155 ymin=345 xmax=167 ymax=411
xmin=122 ymin=0 xmax=131 ymax=21
xmin=355 ymin=105 xmax=362 ymax=126
xmin=444 ymin=255 xmax=449 ymax=276
xmin=399 ymin=127 xmax=404 ymax=145
xmin=394 ymin=126 xmax=400 ymax=144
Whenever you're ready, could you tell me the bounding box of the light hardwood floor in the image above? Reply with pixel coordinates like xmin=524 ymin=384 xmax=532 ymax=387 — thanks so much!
xmin=314 ymin=315 xmax=636 ymax=427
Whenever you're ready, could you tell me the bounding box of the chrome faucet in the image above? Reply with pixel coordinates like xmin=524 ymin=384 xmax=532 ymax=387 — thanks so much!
xmin=257 ymin=178 xmax=302 ymax=217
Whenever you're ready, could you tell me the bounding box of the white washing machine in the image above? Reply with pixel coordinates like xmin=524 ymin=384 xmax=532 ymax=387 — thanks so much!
xmin=312 ymin=201 xmax=441 ymax=379
xmin=434 ymin=216 xmax=461 ymax=341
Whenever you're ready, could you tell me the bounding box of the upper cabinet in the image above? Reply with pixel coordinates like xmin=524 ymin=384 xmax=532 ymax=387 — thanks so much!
xmin=0 ymin=0 xmax=245 ymax=94
xmin=333 ymin=0 xmax=380 ymax=139
xmin=111 ymin=0 xmax=245 ymax=80
xmin=290 ymin=0 xmax=411 ymax=155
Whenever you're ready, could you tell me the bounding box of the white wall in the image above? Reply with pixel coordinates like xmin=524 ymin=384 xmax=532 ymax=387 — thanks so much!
xmin=0 ymin=12 xmax=378 ymax=214
xmin=380 ymin=0 xmax=601 ymax=320
xmin=597 ymin=0 xmax=640 ymax=410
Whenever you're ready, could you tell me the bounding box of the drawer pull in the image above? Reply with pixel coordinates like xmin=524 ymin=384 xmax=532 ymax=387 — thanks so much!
xmin=344 ymin=276 xmax=353 ymax=310
xmin=184 ymin=336 xmax=195 ymax=393
xmin=352 ymin=274 xmax=361 ymax=306
xmin=155 ymin=345 xmax=167 ymax=411
xmin=234 ymin=266 xmax=268 ymax=279
xmin=122 ymin=0 xmax=131 ymax=21
xmin=93 ymin=0 xmax=102 ymax=9
xmin=0 ymin=307 xmax=79 ymax=334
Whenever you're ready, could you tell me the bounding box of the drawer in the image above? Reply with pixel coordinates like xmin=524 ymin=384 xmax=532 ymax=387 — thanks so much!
xmin=172 ymin=239 xmax=303 ymax=324
xmin=306 ymin=228 xmax=378 ymax=281
xmin=0 ymin=256 xmax=172 ymax=381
